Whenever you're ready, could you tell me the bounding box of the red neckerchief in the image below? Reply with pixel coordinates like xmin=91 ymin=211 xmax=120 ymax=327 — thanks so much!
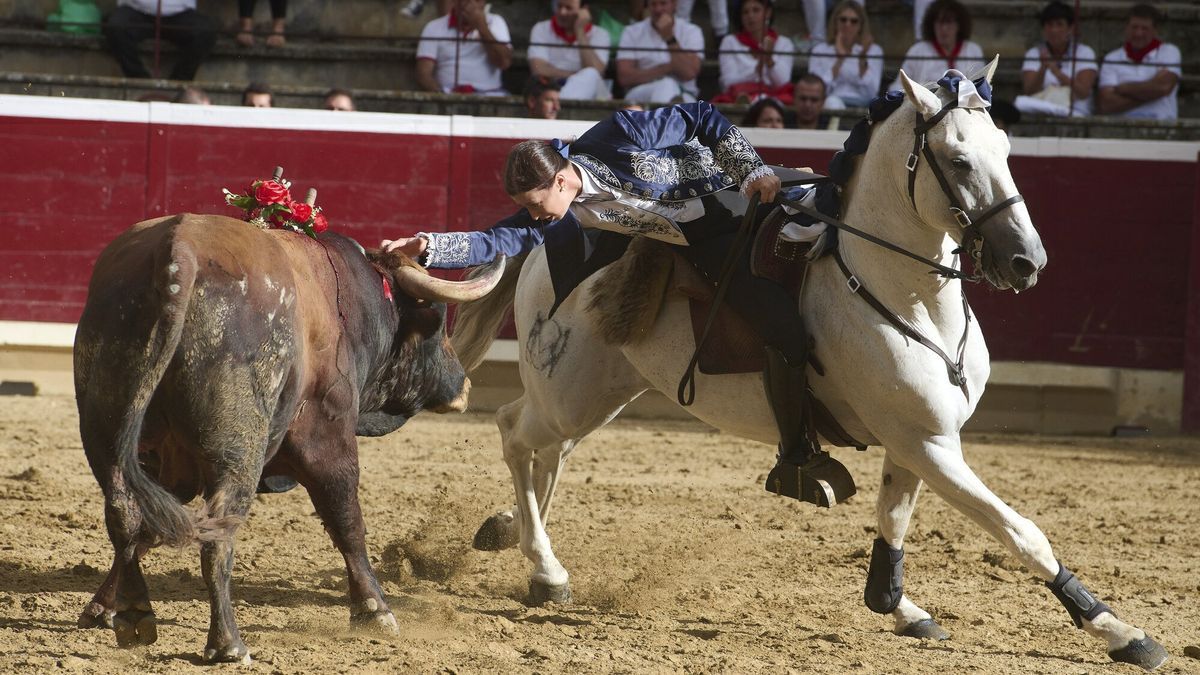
xmin=549 ymin=17 xmax=592 ymax=45
xmin=933 ymin=39 xmax=963 ymax=69
xmin=446 ymin=10 xmax=473 ymax=36
xmin=1124 ymin=38 xmax=1162 ymax=63
xmin=735 ymin=29 xmax=779 ymax=55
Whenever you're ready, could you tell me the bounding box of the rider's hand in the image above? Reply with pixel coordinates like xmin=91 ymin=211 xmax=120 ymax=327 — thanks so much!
xmin=746 ymin=173 xmax=781 ymax=204
xmin=381 ymin=236 xmax=428 ymax=259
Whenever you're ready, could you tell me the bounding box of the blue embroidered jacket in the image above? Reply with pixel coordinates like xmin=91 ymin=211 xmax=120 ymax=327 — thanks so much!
xmin=420 ymin=102 xmax=770 ymax=313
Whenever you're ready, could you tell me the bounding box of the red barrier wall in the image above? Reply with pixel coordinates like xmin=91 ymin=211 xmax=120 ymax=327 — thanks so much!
xmin=2 ymin=99 xmax=1196 ymax=376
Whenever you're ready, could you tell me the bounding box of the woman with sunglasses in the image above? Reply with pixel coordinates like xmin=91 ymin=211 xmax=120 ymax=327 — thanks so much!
xmin=806 ymin=0 xmax=882 ymax=108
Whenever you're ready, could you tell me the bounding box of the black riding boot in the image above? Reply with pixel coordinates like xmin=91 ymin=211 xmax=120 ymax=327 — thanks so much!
xmin=762 ymin=346 xmax=856 ymax=507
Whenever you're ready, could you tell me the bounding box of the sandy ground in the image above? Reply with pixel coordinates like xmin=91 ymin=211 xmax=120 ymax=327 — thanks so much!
xmin=1 ymin=394 xmax=1198 ymax=674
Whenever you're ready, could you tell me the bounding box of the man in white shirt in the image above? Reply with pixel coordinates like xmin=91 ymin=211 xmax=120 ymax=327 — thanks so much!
xmin=527 ymin=0 xmax=612 ymax=101
xmin=616 ymin=0 xmax=704 ymax=104
xmin=415 ymin=0 xmax=513 ymax=95
xmin=1016 ymin=1 xmax=1097 ymax=117
xmin=1097 ymin=3 xmax=1181 ymax=120
xmin=102 ymin=0 xmax=217 ymax=80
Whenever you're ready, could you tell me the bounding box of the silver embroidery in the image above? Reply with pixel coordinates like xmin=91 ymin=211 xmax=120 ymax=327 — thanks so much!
xmin=714 ymin=126 xmax=763 ymax=188
xmin=573 ymin=153 xmax=622 ymax=190
xmin=629 ymin=139 xmax=721 ymax=185
xmin=423 ymin=231 xmax=473 ymax=268
xmin=598 ymin=208 xmax=679 ymax=238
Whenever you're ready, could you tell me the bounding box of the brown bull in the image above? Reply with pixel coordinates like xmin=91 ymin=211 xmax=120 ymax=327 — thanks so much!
xmin=73 ymin=214 xmax=504 ymax=663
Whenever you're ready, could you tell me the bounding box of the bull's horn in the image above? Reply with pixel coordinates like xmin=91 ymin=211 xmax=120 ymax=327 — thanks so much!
xmin=394 ymin=255 xmax=507 ymax=303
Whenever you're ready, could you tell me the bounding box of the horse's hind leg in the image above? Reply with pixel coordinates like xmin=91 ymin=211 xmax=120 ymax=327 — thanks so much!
xmin=889 ymin=437 xmax=1168 ymax=669
xmin=864 ymin=456 xmax=948 ymax=639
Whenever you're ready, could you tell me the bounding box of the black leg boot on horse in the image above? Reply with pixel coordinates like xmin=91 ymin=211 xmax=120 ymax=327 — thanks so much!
xmin=761 ymin=345 xmax=856 ymax=506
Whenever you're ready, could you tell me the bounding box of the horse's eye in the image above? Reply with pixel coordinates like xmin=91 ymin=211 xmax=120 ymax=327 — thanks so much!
xmin=951 ymin=156 xmax=971 ymax=170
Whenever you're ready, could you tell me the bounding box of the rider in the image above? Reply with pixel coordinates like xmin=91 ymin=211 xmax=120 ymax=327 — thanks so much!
xmin=383 ymin=101 xmax=854 ymax=507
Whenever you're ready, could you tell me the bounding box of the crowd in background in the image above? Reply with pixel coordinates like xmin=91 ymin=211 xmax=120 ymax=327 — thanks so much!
xmin=99 ymin=0 xmax=1185 ymax=128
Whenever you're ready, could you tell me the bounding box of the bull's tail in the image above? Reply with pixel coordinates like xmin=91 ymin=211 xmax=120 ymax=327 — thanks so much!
xmin=451 ymin=254 xmax=526 ymax=373
xmin=81 ymin=240 xmax=200 ymax=549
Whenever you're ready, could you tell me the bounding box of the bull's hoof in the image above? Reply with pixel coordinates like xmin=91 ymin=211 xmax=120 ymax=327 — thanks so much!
xmin=528 ymin=579 xmax=572 ymax=606
xmin=350 ymin=608 xmax=399 ymax=635
xmin=77 ymin=601 xmax=115 ymax=629
xmin=473 ymin=512 xmax=520 ymax=551
xmin=1109 ymin=635 xmax=1169 ymax=671
xmin=204 ymin=643 xmax=252 ymax=665
xmin=897 ymin=618 xmax=950 ymax=641
xmin=112 ymin=609 xmax=157 ymax=647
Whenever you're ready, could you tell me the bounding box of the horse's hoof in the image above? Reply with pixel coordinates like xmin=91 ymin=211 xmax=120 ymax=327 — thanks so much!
xmin=897 ymin=618 xmax=950 ymax=640
xmin=204 ymin=645 xmax=252 ymax=665
xmin=112 ymin=609 xmax=157 ymax=647
xmin=473 ymin=512 xmax=520 ymax=551
xmin=1109 ymin=634 xmax=1169 ymax=671
xmin=77 ymin=601 xmax=114 ymax=629
xmin=528 ymin=579 xmax=572 ymax=606
xmin=351 ymin=607 xmax=399 ymax=635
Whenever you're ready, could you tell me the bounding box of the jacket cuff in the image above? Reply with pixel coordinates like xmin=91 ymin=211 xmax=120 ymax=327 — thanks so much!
xmin=739 ymin=164 xmax=776 ymax=196
xmin=715 ymin=125 xmax=766 ymax=189
xmin=418 ymin=231 xmax=472 ymax=269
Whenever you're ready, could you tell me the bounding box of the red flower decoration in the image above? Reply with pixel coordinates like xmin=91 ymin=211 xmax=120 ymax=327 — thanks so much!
xmin=254 ymin=180 xmax=290 ymax=205
xmin=312 ymin=211 xmax=329 ymax=234
xmin=289 ymin=201 xmax=313 ymax=223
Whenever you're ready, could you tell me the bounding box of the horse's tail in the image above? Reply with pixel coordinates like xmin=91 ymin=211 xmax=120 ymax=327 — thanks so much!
xmin=451 ymin=254 xmax=526 ymax=373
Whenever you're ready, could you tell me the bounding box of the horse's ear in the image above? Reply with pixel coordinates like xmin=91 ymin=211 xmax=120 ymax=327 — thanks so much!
xmin=898 ymin=69 xmax=942 ymax=118
xmin=966 ymin=56 xmax=1000 ymax=85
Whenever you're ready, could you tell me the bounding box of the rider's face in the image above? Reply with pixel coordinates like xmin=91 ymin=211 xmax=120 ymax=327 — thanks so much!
xmin=513 ymin=170 xmax=575 ymax=221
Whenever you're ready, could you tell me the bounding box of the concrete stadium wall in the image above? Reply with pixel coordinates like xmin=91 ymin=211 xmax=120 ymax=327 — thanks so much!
xmin=1 ymin=94 xmax=1197 ymax=433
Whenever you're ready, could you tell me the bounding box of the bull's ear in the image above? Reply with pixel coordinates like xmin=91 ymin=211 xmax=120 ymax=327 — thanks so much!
xmin=898 ymin=69 xmax=942 ymax=118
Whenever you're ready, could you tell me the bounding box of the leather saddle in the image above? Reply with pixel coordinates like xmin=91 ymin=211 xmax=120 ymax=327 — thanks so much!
xmin=671 ymin=205 xmax=867 ymax=450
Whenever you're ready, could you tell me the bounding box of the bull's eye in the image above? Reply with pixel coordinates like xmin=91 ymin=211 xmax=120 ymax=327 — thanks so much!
xmin=951 ymin=156 xmax=971 ymax=170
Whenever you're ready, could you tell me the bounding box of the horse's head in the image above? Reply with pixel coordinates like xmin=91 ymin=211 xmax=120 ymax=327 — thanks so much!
xmin=896 ymin=58 xmax=1047 ymax=292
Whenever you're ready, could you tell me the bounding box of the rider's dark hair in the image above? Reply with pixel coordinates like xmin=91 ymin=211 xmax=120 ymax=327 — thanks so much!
xmin=504 ymin=140 xmax=569 ymax=196
xmin=921 ymin=0 xmax=972 ymax=43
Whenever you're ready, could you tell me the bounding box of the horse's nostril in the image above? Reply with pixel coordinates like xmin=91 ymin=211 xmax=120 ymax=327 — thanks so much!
xmin=1011 ymin=255 xmax=1038 ymax=278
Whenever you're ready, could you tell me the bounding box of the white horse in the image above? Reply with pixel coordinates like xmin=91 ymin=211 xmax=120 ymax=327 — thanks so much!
xmin=451 ymin=62 xmax=1168 ymax=669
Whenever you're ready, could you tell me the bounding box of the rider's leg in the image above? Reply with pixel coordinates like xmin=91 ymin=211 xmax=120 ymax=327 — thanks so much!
xmin=678 ymin=230 xmax=855 ymax=506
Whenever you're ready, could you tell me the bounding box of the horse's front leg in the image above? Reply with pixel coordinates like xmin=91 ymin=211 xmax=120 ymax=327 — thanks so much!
xmin=866 ymin=455 xmax=950 ymax=639
xmin=891 ymin=434 xmax=1168 ymax=670
xmin=473 ymin=439 xmax=574 ymax=552
xmin=497 ymin=397 xmax=573 ymax=605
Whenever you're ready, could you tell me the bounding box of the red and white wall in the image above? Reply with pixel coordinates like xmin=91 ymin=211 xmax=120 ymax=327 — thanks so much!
xmin=2 ymin=95 xmax=1199 ymax=427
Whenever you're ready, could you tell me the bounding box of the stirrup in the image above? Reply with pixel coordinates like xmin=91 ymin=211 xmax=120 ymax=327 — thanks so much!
xmin=765 ymin=452 xmax=856 ymax=507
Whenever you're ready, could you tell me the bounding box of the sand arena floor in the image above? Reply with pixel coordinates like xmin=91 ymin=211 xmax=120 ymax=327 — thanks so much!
xmin=1 ymin=394 xmax=1198 ymax=673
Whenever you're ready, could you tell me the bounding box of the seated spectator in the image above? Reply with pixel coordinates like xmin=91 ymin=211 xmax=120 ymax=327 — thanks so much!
xmin=630 ymin=0 xmax=729 ymax=39
xmin=742 ymin=97 xmax=787 ymax=128
xmin=713 ymin=0 xmax=795 ymax=104
xmin=237 ymin=0 xmax=287 ymax=48
xmin=242 ymin=82 xmax=273 ymax=107
xmin=324 ymin=88 xmax=355 ymax=111
xmin=793 ymin=73 xmax=833 ymax=130
xmin=416 ymin=0 xmax=513 ymax=95
xmin=616 ymin=0 xmax=703 ymax=104
xmin=803 ymin=0 xmax=932 ymax=44
xmin=525 ymin=77 xmax=562 ymax=120
xmin=891 ymin=0 xmax=984 ymax=91
xmin=1097 ymin=3 xmax=1181 ymax=120
xmin=807 ymin=0 xmax=882 ymax=108
xmin=527 ymin=0 xmax=612 ymax=101
xmin=174 ymin=85 xmax=210 ymax=104
xmin=1015 ymin=1 xmax=1097 ymax=117
xmin=102 ymin=0 xmax=217 ymax=81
